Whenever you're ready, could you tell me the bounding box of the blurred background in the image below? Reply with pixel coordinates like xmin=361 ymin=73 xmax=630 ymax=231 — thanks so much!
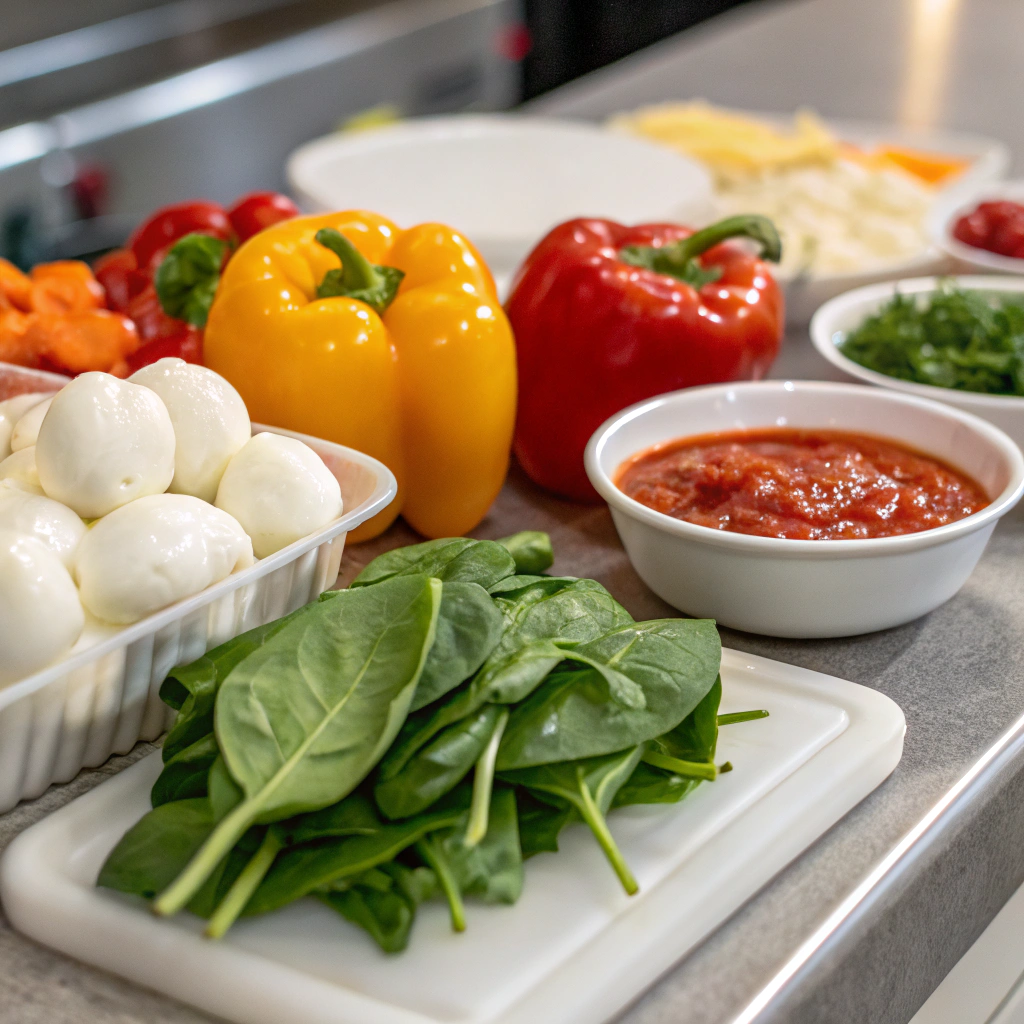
xmin=0 ymin=0 xmax=752 ymax=264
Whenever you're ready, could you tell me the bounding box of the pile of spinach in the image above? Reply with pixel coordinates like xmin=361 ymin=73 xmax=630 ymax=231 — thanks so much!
xmin=98 ymin=531 xmax=767 ymax=952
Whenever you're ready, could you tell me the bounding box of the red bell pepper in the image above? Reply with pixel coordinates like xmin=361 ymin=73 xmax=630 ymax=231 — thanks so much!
xmin=128 ymin=200 xmax=234 ymax=272
xmin=507 ymin=215 xmax=785 ymax=501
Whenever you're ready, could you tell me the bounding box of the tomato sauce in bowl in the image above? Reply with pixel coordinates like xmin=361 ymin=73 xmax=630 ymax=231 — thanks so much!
xmin=615 ymin=427 xmax=989 ymax=540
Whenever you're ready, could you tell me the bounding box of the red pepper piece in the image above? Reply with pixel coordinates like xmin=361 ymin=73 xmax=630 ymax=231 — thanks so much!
xmin=507 ymin=215 xmax=785 ymax=502
xmin=227 ymin=191 xmax=300 ymax=243
xmin=94 ymin=248 xmax=148 ymax=312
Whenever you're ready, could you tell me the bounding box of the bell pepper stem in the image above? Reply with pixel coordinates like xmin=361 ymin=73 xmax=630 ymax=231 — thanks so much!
xmin=618 ymin=214 xmax=782 ymax=290
xmin=314 ymin=228 xmax=405 ymax=313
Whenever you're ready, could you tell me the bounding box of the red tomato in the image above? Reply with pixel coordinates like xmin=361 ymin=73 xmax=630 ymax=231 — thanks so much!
xmin=227 ymin=191 xmax=300 ymax=243
xmin=93 ymin=248 xmax=148 ymax=312
xmin=952 ymin=200 xmax=1024 ymax=260
xmin=128 ymin=200 xmax=234 ymax=272
xmin=125 ymin=328 xmax=203 ymax=374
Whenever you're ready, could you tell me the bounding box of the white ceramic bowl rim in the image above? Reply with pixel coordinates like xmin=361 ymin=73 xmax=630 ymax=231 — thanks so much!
xmin=585 ymin=380 xmax=1024 ymax=557
xmin=929 ymin=179 xmax=1024 ymax=273
xmin=810 ymin=275 xmax=1024 ymax=409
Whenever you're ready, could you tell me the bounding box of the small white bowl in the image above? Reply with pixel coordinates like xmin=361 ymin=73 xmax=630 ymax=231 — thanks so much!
xmin=810 ymin=275 xmax=1024 ymax=450
xmin=287 ymin=114 xmax=713 ymax=288
xmin=929 ymin=179 xmax=1024 ymax=274
xmin=585 ymin=381 xmax=1024 ymax=638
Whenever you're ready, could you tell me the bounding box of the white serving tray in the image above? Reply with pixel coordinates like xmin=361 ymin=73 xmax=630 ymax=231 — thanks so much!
xmin=0 ymin=363 xmax=398 ymax=813
xmin=1 ymin=649 xmax=905 ymax=1024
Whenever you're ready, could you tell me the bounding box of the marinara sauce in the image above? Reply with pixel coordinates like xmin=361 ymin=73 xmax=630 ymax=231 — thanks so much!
xmin=616 ymin=428 xmax=988 ymax=540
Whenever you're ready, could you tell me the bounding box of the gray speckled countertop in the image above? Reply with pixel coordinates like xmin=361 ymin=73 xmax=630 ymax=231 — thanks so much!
xmin=5 ymin=1 xmax=1024 ymax=1022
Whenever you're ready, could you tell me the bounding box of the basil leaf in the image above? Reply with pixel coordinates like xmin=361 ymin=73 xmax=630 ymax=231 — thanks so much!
xmin=497 ymin=531 xmax=553 ymax=574
xmin=352 ymin=538 xmax=515 ymax=589
xmin=153 ymin=576 xmax=442 ymax=917
xmin=154 ymin=232 xmax=229 ymax=327
xmin=411 ymin=582 xmax=504 ymax=712
xmin=496 ymin=619 xmax=721 ymax=770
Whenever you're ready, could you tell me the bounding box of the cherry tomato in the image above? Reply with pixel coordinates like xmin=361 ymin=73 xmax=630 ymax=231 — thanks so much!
xmin=125 ymin=327 xmax=203 ymax=374
xmin=93 ymin=249 xmax=148 ymax=312
xmin=128 ymin=200 xmax=234 ymax=272
xmin=952 ymin=200 xmax=1024 ymax=260
xmin=227 ymin=191 xmax=300 ymax=243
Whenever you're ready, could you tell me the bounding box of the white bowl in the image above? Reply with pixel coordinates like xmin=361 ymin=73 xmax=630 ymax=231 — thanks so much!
xmin=287 ymin=114 xmax=713 ymax=287
xmin=584 ymin=381 xmax=1024 ymax=638
xmin=929 ymin=179 xmax=1024 ymax=274
xmin=810 ymin=275 xmax=1024 ymax=449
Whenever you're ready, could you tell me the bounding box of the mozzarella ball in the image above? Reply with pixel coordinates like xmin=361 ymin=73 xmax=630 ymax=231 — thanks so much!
xmin=0 ymin=392 xmax=52 ymax=460
xmin=75 ymin=494 xmax=254 ymax=624
xmin=0 ymin=447 xmax=43 ymax=494
xmin=36 ymin=372 xmax=176 ymax=519
xmin=0 ymin=482 xmax=85 ymax=569
xmin=10 ymin=396 xmax=53 ymax=452
xmin=129 ymin=358 xmax=250 ymax=503
xmin=215 ymin=433 xmax=342 ymax=558
xmin=0 ymin=530 xmax=84 ymax=686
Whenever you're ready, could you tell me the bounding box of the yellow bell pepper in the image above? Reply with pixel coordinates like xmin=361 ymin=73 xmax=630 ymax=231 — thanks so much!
xmin=204 ymin=211 xmax=517 ymax=541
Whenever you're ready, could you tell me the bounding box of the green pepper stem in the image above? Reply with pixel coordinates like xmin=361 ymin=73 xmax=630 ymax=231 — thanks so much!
xmin=315 ymin=228 xmax=381 ymax=291
xmin=642 ymin=750 xmax=718 ymax=781
xmin=575 ymin=770 xmax=638 ymax=896
xmin=465 ymin=708 xmax=509 ymax=848
xmin=416 ymin=836 xmax=466 ymax=932
xmin=205 ymin=829 xmax=281 ymax=938
xmin=670 ymin=214 xmax=782 ymax=264
xmin=717 ymin=709 xmax=770 ymax=726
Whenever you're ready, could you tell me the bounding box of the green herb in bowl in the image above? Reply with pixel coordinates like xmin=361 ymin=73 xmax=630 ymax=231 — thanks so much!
xmin=838 ymin=283 xmax=1024 ymax=396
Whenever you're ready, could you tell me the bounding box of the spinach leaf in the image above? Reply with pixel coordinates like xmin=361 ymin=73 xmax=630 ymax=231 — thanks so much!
xmin=611 ymin=762 xmax=702 ymax=808
xmin=273 ymin=792 xmax=381 ymax=846
xmin=151 ymin=733 xmax=218 ymax=807
xmin=207 ymin=756 xmax=243 ymax=822
xmin=411 ymin=582 xmax=504 ymax=712
xmin=351 ymin=538 xmax=515 ymax=589
xmin=500 ymin=746 xmax=643 ymax=894
xmin=440 ymin=786 xmax=522 ymax=904
xmin=415 ymin=833 xmax=466 ymax=931
xmin=375 ymin=704 xmax=506 ymax=820
xmin=497 ymin=531 xmax=553 ymax=574
xmin=515 ymin=790 xmax=574 ymax=858
xmin=246 ymin=803 xmax=465 ymax=916
xmin=379 ymin=579 xmax=635 ymax=781
xmin=206 ymin=829 xmax=282 ymax=938
xmin=496 ymin=619 xmax=721 ymax=770
xmin=317 ymin=862 xmax=436 ymax=953
xmin=153 ymin=576 xmax=442 ymax=918
xmin=487 ymin=575 xmax=579 ymax=596
xmin=650 ymin=675 xmax=722 ymax=764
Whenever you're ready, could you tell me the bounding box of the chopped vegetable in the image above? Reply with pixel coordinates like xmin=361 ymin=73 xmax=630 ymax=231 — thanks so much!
xmin=839 ymin=284 xmax=1024 ymax=395
xmin=98 ymin=532 xmax=768 ymax=953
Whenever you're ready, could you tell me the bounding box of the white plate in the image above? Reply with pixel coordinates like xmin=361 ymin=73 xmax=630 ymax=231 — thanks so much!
xmin=809 ymin=275 xmax=1024 ymax=451
xmin=287 ymin=114 xmax=714 ymax=284
xmin=1 ymin=650 xmax=905 ymax=1024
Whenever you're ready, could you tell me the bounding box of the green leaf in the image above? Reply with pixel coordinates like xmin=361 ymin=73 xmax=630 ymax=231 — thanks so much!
xmin=151 ymin=733 xmax=218 ymax=807
xmin=374 ymin=704 xmax=506 ymax=820
xmin=497 ymin=531 xmax=553 ymax=574
xmin=500 ymin=747 xmax=643 ymax=894
xmin=272 ymin=792 xmax=381 ymax=846
xmin=351 ymin=538 xmax=515 ymax=590
xmin=415 ymin=833 xmax=465 ymax=931
xmin=612 ymin=762 xmax=702 ymax=808
xmin=515 ymin=789 xmax=574 ymax=858
xmin=207 ymin=756 xmax=244 ymax=822
xmin=441 ymin=786 xmax=523 ymax=904
xmin=246 ymin=802 xmax=465 ymax=916
xmin=153 ymin=576 xmax=442 ymax=917
xmin=410 ymin=582 xmax=504 ymax=712
xmin=650 ymin=675 xmax=722 ymax=764
xmin=154 ymin=232 xmax=229 ymax=327
xmin=496 ymin=619 xmax=721 ymax=770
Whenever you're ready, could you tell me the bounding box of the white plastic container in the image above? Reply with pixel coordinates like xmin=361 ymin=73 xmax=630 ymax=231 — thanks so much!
xmin=0 ymin=364 xmax=397 ymax=812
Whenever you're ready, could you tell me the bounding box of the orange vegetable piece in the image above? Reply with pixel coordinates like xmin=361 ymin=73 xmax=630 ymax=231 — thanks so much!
xmin=27 ymin=310 xmax=139 ymax=375
xmin=0 ymin=309 xmax=39 ymax=367
xmin=875 ymin=145 xmax=971 ymax=185
xmin=29 ymin=260 xmax=105 ymax=315
xmin=0 ymin=260 xmax=33 ymax=312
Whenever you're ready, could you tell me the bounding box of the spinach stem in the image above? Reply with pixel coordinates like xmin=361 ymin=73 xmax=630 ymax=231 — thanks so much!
xmin=205 ymin=829 xmax=281 ymax=939
xmin=575 ymin=773 xmax=637 ymax=896
xmin=416 ymin=836 xmax=465 ymax=932
xmin=642 ymin=750 xmax=718 ymax=781
xmin=153 ymin=798 xmax=258 ymax=917
xmin=717 ymin=709 xmax=769 ymax=725
xmin=465 ymin=708 xmax=509 ymax=848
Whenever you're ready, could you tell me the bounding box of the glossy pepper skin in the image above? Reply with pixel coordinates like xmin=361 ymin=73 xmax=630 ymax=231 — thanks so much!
xmin=507 ymin=217 xmax=784 ymax=502
xmin=204 ymin=211 xmax=517 ymax=541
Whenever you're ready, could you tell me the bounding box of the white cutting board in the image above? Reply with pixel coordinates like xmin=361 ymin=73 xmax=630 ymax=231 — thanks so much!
xmin=1 ymin=649 xmax=905 ymax=1024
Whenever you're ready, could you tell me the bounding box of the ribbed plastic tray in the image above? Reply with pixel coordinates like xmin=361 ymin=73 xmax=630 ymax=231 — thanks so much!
xmin=0 ymin=364 xmax=397 ymax=811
